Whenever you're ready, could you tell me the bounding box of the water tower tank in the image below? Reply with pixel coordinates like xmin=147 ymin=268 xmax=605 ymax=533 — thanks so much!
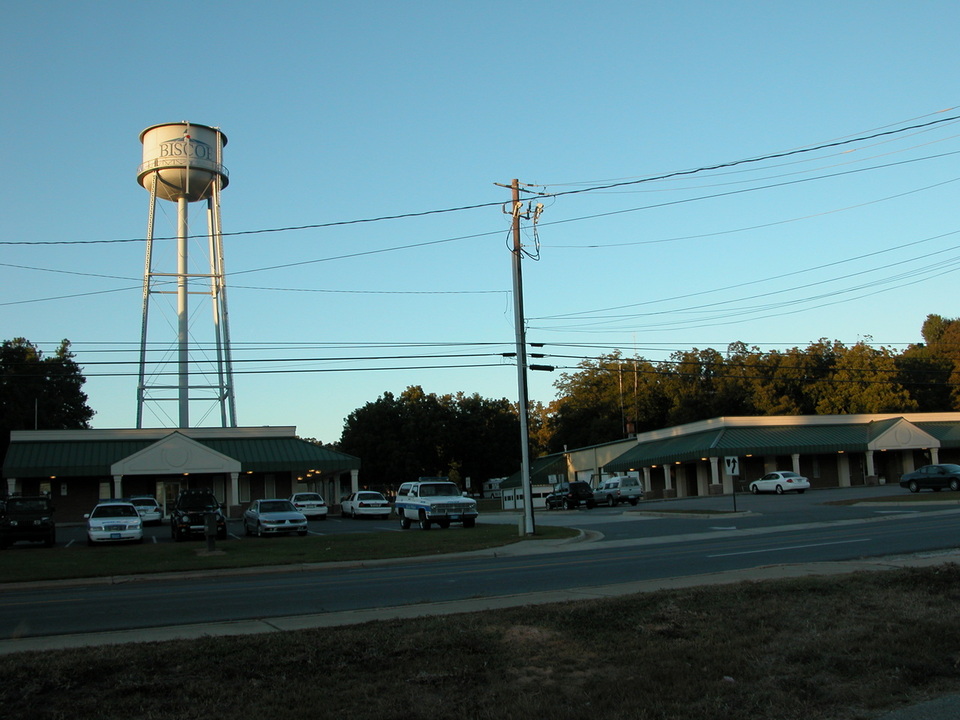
xmin=137 ymin=122 xmax=228 ymax=202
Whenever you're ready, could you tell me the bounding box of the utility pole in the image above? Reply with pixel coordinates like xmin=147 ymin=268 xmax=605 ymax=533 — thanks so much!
xmin=501 ymin=178 xmax=536 ymax=535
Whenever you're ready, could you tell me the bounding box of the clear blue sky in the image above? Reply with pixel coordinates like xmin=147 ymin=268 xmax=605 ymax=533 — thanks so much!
xmin=2 ymin=1 xmax=959 ymax=443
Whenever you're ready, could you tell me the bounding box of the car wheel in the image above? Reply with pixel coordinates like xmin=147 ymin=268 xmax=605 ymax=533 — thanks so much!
xmin=418 ymin=511 xmax=431 ymax=530
xmin=607 ymin=495 xmax=616 ymax=506
xmin=256 ymin=522 xmax=265 ymax=537
xmin=400 ymin=515 xmax=411 ymax=529
xmin=775 ymin=485 xmax=784 ymax=495
xmin=629 ymin=499 xmax=639 ymax=506
xmin=951 ymin=479 xmax=960 ymax=492
xmin=909 ymin=480 xmax=919 ymax=493
xmin=563 ymin=499 xmax=573 ymax=510
xmin=751 ymin=484 xmax=760 ymax=494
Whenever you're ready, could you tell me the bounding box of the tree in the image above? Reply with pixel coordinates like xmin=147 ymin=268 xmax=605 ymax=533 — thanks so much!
xmin=0 ymin=338 xmax=93 ymax=431
xmin=0 ymin=338 xmax=94 ymax=460
xmin=337 ymin=386 xmax=522 ymax=489
xmin=814 ymin=341 xmax=917 ymax=414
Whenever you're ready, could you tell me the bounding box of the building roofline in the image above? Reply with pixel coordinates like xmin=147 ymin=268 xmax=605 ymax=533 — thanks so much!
xmin=9 ymin=427 xmax=299 ymax=443
xmin=633 ymin=413 xmax=960 ymax=444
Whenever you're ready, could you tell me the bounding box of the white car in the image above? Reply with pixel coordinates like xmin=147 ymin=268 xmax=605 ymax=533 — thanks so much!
xmin=749 ymin=471 xmax=811 ymax=495
xmin=126 ymin=496 xmax=163 ymax=525
xmin=243 ymin=499 xmax=308 ymax=537
xmin=290 ymin=492 xmax=329 ymax=519
xmin=340 ymin=491 xmax=391 ymax=519
xmin=85 ymin=501 xmax=144 ymax=545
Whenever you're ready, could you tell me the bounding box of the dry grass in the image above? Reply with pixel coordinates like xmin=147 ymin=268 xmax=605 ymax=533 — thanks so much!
xmin=3 ymin=565 xmax=960 ymax=719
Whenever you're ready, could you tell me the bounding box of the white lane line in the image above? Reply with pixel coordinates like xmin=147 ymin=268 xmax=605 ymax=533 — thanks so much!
xmin=708 ymin=538 xmax=871 ymax=558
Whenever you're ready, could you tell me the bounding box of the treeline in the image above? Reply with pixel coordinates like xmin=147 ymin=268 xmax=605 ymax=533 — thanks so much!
xmin=338 ymin=315 xmax=960 ymax=485
xmin=547 ymin=314 xmax=960 ymax=452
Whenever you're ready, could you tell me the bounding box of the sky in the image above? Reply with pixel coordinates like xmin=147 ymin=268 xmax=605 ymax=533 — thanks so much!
xmin=3 ymin=1 xmax=960 ymax=444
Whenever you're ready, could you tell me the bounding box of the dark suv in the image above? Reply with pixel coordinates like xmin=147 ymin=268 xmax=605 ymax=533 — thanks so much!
xmin=170 ymin=489 xmax=227 ymax=542
xmin=545 ymin=481 xmax=596 ymax=510
xmin=0 ymin=495 xmax=56 ymax=548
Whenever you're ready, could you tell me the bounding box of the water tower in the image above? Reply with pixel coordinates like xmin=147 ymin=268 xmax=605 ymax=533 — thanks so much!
xmin=136 ymin=121 xmax=236 ymax=428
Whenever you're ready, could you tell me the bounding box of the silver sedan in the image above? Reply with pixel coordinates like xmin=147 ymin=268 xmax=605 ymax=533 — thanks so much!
xmin=243 ymin=499 xmax=308 ymax=537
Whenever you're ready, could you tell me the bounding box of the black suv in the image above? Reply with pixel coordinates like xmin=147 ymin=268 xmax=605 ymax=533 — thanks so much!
xmin=545 ymin=481 xmax=596 ymax=510
xmin=0 ymin=495 xmax=56 ymax=548
xmin=170 ymin=489 xmax=227 ymax=542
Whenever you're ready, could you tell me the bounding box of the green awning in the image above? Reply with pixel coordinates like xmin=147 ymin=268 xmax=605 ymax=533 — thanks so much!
xmin=3 ymin=436 xmax=360 ymax=478
xmin=606 ymin=422 xmax=878 ymax=472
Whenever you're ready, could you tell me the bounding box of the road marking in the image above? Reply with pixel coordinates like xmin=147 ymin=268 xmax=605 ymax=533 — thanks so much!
xmin=708 ymin=538 xmax=871 ymax=558
xmin=709 ymin=526 xmax=738 ymax=531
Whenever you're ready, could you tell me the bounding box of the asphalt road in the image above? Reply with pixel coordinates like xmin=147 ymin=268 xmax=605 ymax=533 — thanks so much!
xmin=3 ymin=485 xmax=959 ymax=641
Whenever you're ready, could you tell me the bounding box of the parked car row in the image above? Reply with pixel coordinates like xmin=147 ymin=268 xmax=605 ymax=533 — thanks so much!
xmin=545 ymin=476 xmax=646 ymax=510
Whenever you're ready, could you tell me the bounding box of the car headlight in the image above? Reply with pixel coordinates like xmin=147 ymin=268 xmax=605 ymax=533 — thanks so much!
xmin=181 ymin=514 xmax=191 ymax=523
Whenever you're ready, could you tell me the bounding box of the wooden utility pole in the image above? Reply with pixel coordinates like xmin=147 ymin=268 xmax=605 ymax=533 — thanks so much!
xmin=505 ymin=178 xmax=535 ymax=535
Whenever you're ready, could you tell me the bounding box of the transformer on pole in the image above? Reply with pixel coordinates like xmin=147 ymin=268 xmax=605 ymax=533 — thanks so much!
xmin=135 ymin=122 xmax=237 ymax=429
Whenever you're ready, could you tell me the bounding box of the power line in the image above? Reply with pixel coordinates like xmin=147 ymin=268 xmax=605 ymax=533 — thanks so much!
xmin=3 ymin=110 xmax=957 ymax=248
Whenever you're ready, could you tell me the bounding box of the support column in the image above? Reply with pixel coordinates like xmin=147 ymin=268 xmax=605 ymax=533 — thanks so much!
xmin=931 ymin=447 xmax=940 ymax=464
xmin=6 ymin=477 xmax=16 ymax=495
xmin=350 ymin=468 xmax=359 ymax=494
xmin=696 ymin=463 xmax=709 ymax=496
xmin=710 ymin=456 xmax=722 ymax=488
xmin=229 ymin=472 xmax=239 ymax=515
xmin=662 ymin=464 xmax=675 ymax=498
xmin=642 ymin=467 xmax=651 ymax=496
xmin=113 ymin=475 xmax=123 ymax=499
xmin=791 ymin=453 xmax=801 ymax=474
xmin=865 ymin=450 xmax=875 ymax=478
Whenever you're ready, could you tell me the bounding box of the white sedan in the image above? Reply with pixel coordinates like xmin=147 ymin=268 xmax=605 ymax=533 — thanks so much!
xmin=243 ymin=499 xmax=308 ymax=537
xmin=126 ymin=496 xmax=163 ymax=525
xmin=340 ymin=491 xmax=391 ymax=519
xmin=749 ymin=471 xmax=811 ymax=495
xmin=290 ymin=492 xmax=329 ymax=519
xmin=85 ymin=501 xmax=144 ymax=545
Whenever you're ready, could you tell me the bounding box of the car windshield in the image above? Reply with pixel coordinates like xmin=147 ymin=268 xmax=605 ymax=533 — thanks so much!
xmin=130 ymin=499 xmax=157 ymax=507
xmin=7 ymin=499 xmax=50 ymax=513
xmin=92 ymin=505 xmax=138 ymax=518
xmin=260 ymin=501 xmax=294 ymax=513
xmin=180 ymin=495 xmax=219 ymax=510
xmin=296 ymin=494 xmax=323 ymax=502
xmin=358 ymin=492 xmax=383 ymax=500
xmin=781 ymin=472 xmax=801 ymax=478
xmin=418 ymin=483 xmax=460 ymax=497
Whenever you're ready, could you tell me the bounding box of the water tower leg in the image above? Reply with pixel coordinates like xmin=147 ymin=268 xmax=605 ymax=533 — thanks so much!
xmin=177 ymin=195 xmax=190 ymax=428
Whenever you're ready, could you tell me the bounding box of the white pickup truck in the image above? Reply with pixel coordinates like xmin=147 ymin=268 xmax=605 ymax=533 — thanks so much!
xmin=394 ymin=478 xmax=478 ymax=530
